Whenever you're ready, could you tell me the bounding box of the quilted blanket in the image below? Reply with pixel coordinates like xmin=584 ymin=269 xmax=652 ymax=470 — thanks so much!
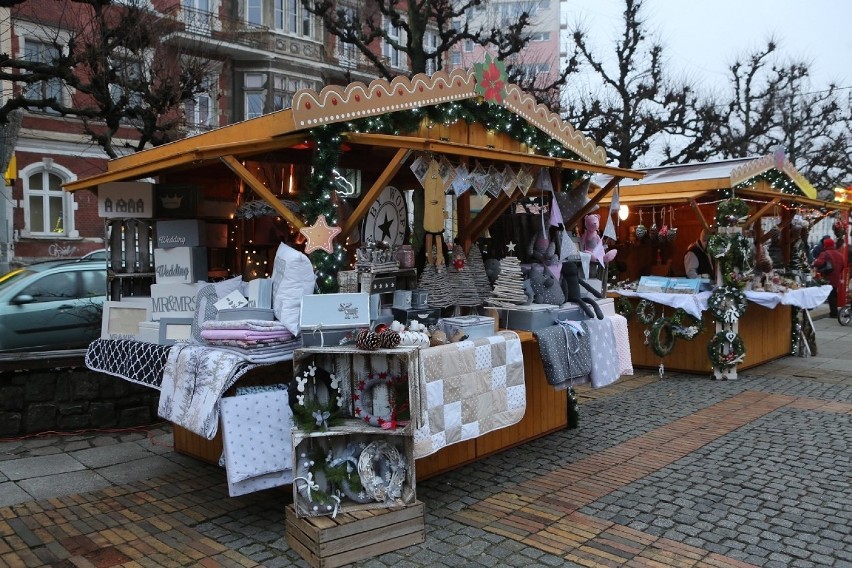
xmin=413 ymin=331 xmax=526 ymax=459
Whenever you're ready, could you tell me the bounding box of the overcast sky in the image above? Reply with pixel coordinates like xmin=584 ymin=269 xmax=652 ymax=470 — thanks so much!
xmin=563 ymin=0 xmax=852 ymax=93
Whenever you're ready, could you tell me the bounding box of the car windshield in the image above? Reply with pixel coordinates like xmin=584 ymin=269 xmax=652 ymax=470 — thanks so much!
xmin=0 ymin=268 xmax=34 ymax=291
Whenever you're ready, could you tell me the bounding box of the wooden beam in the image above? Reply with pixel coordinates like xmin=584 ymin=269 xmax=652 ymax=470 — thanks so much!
xmin=342 ymin=132 xmax=645 ymax=180
xmin=744 ymin=197 xmax=780 ymax=228
xmin=566 ymin=177 xmax=621 ymax=231
xmin=689 ymin=199 xmax=711 ymax=232
xmin=220 ymin=155 xmax=304 ymax=229
xmin=339 ymin=148 xmax=411 ymax=240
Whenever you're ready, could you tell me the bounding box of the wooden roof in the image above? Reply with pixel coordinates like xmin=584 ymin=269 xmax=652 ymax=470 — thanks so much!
xmin=66 ymin=69 xmax=642 ymax=193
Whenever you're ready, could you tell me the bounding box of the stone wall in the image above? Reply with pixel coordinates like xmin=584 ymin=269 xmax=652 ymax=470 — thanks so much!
xmin=0 ymin=366 xmax=160 ymax=437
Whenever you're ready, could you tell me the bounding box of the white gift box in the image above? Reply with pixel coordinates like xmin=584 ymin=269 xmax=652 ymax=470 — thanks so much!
xmin=97 ymin=182 xmax=154 ymax=219
xmin=299 ymin=293 xmax=370 ymax=331
xmin=154 ymin=247 xmax=208 ymax=284
xmin=150 ymin=283 xmax=198 ymax=320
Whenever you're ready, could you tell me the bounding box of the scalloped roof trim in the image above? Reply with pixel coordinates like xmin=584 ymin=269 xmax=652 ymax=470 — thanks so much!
xmin=291 ymin=69 xmax=606 ymax=165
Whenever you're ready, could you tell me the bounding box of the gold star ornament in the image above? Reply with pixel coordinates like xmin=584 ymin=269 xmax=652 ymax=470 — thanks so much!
xmin=300 ymin=215 xmax=342 ymax=254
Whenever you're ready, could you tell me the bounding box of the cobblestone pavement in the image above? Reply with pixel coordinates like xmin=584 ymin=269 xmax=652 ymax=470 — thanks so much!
xmin=1 ymin=313 xmax=851 ymax=567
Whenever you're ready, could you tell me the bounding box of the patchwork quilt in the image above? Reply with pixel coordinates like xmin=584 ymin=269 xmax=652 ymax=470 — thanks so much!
xmin=414 ymin=331 xmax=526 ymax=459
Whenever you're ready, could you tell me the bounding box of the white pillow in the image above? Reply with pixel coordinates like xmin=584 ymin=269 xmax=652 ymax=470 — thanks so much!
xmin=270 ymin=244 xmax=316 ymax=335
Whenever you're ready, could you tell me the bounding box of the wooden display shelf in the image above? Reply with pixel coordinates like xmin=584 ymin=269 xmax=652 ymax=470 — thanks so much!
xmin=285 ymin=501 xmax=425 ymax=568
xmin=627 ymin=301 xmax=792 ymax=374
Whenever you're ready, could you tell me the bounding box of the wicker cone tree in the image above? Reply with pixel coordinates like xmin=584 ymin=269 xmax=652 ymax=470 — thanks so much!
xmin=466 ymin=244 xmax=493 ymax=303
xmin=487 ymin=255 xmax=529 ymax=307
xmin=448 ymin=264 xmax=482 ymax=311
xmin=417 ymin=264 xmax=455 ymax=308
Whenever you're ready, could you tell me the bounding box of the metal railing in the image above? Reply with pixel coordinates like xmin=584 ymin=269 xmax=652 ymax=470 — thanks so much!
xmin=163 ymin=5 xmax=271 ymax=51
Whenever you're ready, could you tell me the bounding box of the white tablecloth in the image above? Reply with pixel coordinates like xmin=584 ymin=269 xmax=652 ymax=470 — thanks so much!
xmin=614 ymin=285 xmax=831 ymax=318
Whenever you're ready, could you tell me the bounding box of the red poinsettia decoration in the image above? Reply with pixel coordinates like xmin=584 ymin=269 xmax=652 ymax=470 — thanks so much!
xmin=474 ymin=54 xmax=508 ymax=105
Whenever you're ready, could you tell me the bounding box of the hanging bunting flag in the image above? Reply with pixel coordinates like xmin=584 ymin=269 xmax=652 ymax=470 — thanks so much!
xmin=535 ymin=167 xmax=553 ymax=192
xmin=602 ymin=210 xmax=617 ymax=241
xmin=516 ymin=166 xmax=534 ymax=195
xmin=410 ymin=153 xmax=429 ymax=188
xmin=500 ymin=165 xmax=517 ymax=197
xmin=452 ymin=163 xmax=471 ymax=196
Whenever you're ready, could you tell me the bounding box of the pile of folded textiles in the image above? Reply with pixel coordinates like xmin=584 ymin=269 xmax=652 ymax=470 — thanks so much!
xmin=200 ymin=319 xmax=302 ymax=363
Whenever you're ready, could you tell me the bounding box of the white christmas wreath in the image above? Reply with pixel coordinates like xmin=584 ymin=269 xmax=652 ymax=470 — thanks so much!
xmin=357 ymin=440 xmax=407 ymax=504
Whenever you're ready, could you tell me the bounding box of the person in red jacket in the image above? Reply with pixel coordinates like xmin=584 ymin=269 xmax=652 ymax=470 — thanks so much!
xmin=813 ymin=238 xmax=847 ymax=317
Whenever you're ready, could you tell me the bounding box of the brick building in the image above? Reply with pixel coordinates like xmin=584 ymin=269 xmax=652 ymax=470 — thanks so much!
xmin=1 ymin=0 xmax=564 ymax=269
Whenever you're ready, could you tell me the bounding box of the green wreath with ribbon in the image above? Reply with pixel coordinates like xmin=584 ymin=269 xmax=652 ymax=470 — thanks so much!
xmin=708 ymin=286 xmax=748 ymax=324
xmin=706 ymin=234 xmax=730 ymax=259
xmin=290 ymin=362 xmax=344 ymax=432
xmin=615 ymin=296 xmax=633 ymax=319
xmin=636 ymin=299 xmax=656 ymax=324
xmin=649 ymin=317 xmax=676 ymax=357
xmin=715 ymin=198 xmax=749 ymax=227
xmin=707 ymin=330 xmax=746 ymax=369
xmin=671 ymin=308 xmax=705 ymax=340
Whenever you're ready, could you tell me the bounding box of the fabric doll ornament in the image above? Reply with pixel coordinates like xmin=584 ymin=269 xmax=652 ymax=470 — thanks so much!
xmin=560 ymin=261 xmax=604 ymax=320
xmin=527 ymin=263 xmax=565 ymax=305
xmin=527 ymin=228 xmax=561 ymax=281
xmin=581 ymin=214 xmax=617 ymax=266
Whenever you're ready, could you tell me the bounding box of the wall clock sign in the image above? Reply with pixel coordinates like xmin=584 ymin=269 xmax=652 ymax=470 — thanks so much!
xmin=362 ymin=185 xmax=407 ymax=247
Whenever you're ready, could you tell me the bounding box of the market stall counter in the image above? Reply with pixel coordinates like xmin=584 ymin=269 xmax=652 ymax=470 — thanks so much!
xmin=615 ymin=285 xmax=831 ymax=374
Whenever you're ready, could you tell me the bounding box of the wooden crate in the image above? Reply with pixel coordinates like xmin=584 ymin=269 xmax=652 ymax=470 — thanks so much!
xmin=285 ymin=501 xmax=425 ymax=568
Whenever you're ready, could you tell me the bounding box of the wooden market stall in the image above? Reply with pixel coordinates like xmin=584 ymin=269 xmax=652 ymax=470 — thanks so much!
xmin=594 ymin=153 xmax=850 ymax=375
xmin=65 ymin=69 xmax=644 ymax=478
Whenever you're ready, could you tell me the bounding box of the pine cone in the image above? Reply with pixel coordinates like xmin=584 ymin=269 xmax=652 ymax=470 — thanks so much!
xmin=379 ymin=330 xmax=401 ymax=349
xmin=355 ymin=329 xmax=381 ymax=350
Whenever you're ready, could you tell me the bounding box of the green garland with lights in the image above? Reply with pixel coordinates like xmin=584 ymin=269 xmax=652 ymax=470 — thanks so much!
xmin=303 ymin=99 xmax=586 ymax=292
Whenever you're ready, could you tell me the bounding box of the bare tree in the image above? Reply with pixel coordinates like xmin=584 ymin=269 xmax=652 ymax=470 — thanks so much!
xmin=0 ymin=0 xmax=215 ymax=158
xmin=560 ymin=0 xmax=718 ymax=169
xmin=715 ymin=41 xmax=852 ymax=194
xmin=302 ymin=0 xmax=564 ymax=106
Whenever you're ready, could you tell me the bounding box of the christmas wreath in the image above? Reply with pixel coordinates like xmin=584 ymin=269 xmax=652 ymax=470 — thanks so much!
xmin=671 ymin=308 xmax=705 ymax=340
xmin=326 ymin=442 xmax=372 ymax=504
xmin=649 ymin=317 xmax=676 ymax=357
xmin=353 ymin=372 xmax=409 ymax=430
xmin=707 ymin=330 xmax=746 ymax=369
xmin=615 ymin=296 xmax=633 ymax=319
xmin=290 ymin=362 xmax=343 ymax=432
xmin=708 ymin=286 xmax=748 ymax=324
xmin=357 ymin=440 xmax=407 ymax=504
xmin=294 ymin=446 xmax=341 ymax=516
xmin=706 ymin=234 xmax=730 ymax=259
xmin=715 ymin=198 xmax=749 ymax=227
xmin=636 ymin=299 xmax=656 ymax=324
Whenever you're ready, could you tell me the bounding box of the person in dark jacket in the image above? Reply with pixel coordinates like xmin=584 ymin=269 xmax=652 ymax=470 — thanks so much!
xmin=813 ymin=238 xmax=847 ymax=317
xmin=683 ymin=230 xmax=715 ymax=279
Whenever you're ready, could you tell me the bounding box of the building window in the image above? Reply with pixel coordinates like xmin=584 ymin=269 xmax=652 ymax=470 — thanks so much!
xmin=383 ymin=17 xmax=405 ymax=69
xmin=247 ymin=0 xmax=262 ymax=25
xmin=23 ymin=40 xmax=63 ymax=110
xmin=22 ymin=161 xmax=76 ymax=238
xmin=110 ymin=56 xmax=144 ymax=109
xmin=463 ymin=39 xmax=474 ymax=52
xmin=274 ymin=0 xmax=313 ymax=36
xmin=451 ymin=51 xmax=461 ymax=66
xmin=424 ymin=31 xmax=438 ymax=75
xmin=185 ymin=74 xmax=217 ymax=133
xmin=530 ymin=32 xmax=551 ymax=42
xmin=244 ymin=72 xmax=266 ymax=119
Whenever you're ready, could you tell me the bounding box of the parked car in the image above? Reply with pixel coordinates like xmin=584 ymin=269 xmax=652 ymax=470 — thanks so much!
xmin=79 ymin=248 xmax=107 ymax=262
xmin=0 ymin=260 xmax=106 ymax=352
